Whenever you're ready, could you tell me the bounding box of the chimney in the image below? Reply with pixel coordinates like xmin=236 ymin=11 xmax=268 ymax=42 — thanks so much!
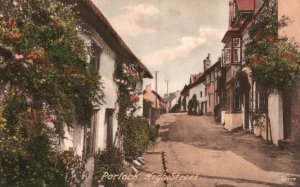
xmin=146 ymin=84 xmax=152 ymax=92
xmin=203 ymin=53 xmax=211 ymax=71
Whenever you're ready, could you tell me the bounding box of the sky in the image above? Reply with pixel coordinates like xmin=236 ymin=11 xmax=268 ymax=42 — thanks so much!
xmin=94 ymin=0 xmax=229 ymax=96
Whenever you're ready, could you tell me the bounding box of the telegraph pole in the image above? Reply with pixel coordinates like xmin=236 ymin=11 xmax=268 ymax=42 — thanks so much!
xmin=155 ymin=71 xmax=158 ymax=108
xmin=165 ymin=76 xmax=170 ymax=112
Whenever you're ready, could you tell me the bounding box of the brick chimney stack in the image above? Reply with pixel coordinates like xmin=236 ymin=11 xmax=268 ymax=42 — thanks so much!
xmin=203 ymin=53 xmax=211 ymax=71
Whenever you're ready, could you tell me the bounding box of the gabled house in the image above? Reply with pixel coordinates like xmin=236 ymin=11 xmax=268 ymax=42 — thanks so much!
xmin=179 ymin=73 xmax=204 ymax=114
xmin=184 ymin=74 xmax=205 ymax=115
xmin=180 ymin=85 xmax=190 ymax=112
xmin=220 ymin=0 xmax=254 ymax=131
xmin=166 ymin=91 xmax=181 ymax=112
xmin=143 ymin=84 xmax=166 ymax=124
xmin=143 ymin=84 xmax=166 ymax=109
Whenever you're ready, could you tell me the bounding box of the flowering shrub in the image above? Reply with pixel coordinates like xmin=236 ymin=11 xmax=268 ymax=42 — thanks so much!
xmin=245 ymin=1 xmax=300 ymax=93
xmin=0 ymin=0 xmax=104 ymax=130
xmin=0 ymin=0 xmax=103 ymax=186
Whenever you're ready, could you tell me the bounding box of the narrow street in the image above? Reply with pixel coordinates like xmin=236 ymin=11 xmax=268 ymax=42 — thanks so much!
xmin=127 ymin=113 xmax=300 ymax=187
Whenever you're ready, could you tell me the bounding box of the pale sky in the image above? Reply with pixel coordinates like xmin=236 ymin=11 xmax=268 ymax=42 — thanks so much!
xmin=94 ymin=0 xmax=229 ymax=96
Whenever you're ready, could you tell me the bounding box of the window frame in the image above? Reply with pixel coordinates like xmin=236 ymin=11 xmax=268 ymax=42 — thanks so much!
xmin=233 ymin=48 xmax=241 ymax=62
xmin=233 ymin=38 xmax=240 ymax=47
xmin=90 ymin=41 xmax=102 ymax=74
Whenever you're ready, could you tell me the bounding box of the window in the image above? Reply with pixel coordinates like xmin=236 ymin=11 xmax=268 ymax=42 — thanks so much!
xmin=83 ymin=109 xmax=98 ymax=155
xmin=224 ymin=48 xmax=231 ymax=64
xmin=206 ymin=74 xmax=211 ymax=84
xmin=205 ymin=87 xmax=207 ymax=97
xmin=211 ymin=72 xmax=215 ymax=82
xmin=233 ymin=38 xmax=240 ymax=47
xmin=90 ymin=42 xmax=102 ymax=74
xmin=233 ymin=48 xmax=241 ymax=62
xmin=200 ymin=91 xmax=203 ymax=98
xmin=214 ymin=69 xmax=218 ymax=79
xmin=250 ymin=83 xmax=267 ymax=112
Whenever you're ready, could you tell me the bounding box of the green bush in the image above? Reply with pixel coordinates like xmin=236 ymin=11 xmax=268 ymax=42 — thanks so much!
xmin=149 ymin=124 xmax=159 ymax=142
xmin=122 ymin=116 xmax=158 ymax=162
xmin=187 ymin=95 xmax=198 ymax=115
xmin=170 ymin=103 xmax=181 ymax=113
xmin=93 ymin=147 xmax=125 ymax=187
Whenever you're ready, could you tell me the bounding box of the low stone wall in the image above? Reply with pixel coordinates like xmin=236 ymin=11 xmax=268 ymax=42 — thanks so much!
xmin=224 ymin=113 xmax=243 ymax=131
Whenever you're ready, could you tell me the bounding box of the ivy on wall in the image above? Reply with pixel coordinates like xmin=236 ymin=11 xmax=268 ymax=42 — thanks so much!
xmin=114 ymin=62 xmax=159 ymax=161
xmin=0 ymin=0 xmax=104 ymax=130
xmin=114 ymin=62 xmax=143 ymax=124
xmin=0 ymin=93 xmax=87 ymax=186
xmin=0 ymin=0 xmax=103 ymax=186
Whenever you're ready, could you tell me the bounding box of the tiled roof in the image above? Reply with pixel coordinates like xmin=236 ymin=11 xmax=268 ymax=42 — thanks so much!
xmin=68 ymin=0 xmax=153 ymax=78
xmin=181 ymin=60 xmax=221 ymax=94
xmin=237 ymin=0 xmax=254 ymax=11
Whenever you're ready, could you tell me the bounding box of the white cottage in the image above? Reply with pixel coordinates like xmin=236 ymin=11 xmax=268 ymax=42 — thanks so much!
xmin=59 ymin=0 xmax=152 ymax=185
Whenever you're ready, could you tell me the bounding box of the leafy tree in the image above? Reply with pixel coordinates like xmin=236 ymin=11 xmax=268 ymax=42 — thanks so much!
xmin=187 ymin=94 xmax=198 ymax=115
xmin=245 ymin=1 xmax=300 ymax=93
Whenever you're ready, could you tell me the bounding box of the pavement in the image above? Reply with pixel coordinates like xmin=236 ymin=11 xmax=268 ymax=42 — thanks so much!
xmin=126 ymin=113 xmax=300 ymax=187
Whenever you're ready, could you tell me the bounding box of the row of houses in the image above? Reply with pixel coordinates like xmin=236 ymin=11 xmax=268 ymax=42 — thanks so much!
xmin=179 ymin=0 xmax=300 ymax=148
xmin=180 ymin=54 xmax=221 ymax=116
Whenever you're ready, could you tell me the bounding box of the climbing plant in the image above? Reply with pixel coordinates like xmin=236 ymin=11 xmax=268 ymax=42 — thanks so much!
xmin=0 ymin=93 xmax=87 ymax=186
xmin=0 ymin=0 xmax=103 ymax=186
xmin=0 ymin=0 xmax=104 ymax=129
xmin=245 ymin=1 xmax=300 ymax=93
xmin=114 ymin=62 xmax=143 ymax=125
xmin=114 ymin=62 xmax=158 ymax=161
